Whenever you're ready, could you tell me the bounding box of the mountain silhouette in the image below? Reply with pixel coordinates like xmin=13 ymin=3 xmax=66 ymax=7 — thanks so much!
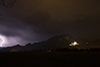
xmin=0 ymin=34 xmax=94 ymax=52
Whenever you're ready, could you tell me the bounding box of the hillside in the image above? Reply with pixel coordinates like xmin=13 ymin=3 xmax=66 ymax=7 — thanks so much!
xmin=0 ymin=34 xmax=94 ymax=51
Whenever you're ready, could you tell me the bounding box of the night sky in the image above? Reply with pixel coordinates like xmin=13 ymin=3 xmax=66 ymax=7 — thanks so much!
xmin=0 ymin=0 xmax=100 ymax=47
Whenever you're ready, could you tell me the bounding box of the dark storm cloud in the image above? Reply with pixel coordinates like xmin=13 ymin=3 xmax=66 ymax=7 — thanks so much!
xmin=0 ymin=8 xmax=52 ymax=47
xmin=6 ymin=0 xmax=100 ymax=35
xmin=21 ymin=0 xmax=100 ymax=27
xmin=0 ymin=14 xmax=49 ymax=39
xmin=0 ymin=0 xmax=100 ymax=47
xmin=0 ymin=13 xmax=25 ymax=37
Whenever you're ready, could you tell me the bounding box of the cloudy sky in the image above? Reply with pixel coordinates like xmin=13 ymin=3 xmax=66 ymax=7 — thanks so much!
xmin=0 ymin=0 xmax=100 ymax=47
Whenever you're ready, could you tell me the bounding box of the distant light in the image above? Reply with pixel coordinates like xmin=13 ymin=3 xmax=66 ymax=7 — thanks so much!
xmin=48 ymin=50 xmax=51 ymax=52
xmin=86 ymin=42 xmax=88 ymax=44
xmin=69 ymin=41 xmax=79 ymax=46
xmin=73 ymin=42 xmax=77 ymax=44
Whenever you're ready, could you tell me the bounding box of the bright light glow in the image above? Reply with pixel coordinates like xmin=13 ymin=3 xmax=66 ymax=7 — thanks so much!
xmin=0 ymin=35 xmax=4 ymax=47
xmin=73 ymin=42 xmax=77 ymax=44
xmin=48 ymin=50 xmax=51 ymax=52
xmin=69 ymin=41 xmax=79 ymax=46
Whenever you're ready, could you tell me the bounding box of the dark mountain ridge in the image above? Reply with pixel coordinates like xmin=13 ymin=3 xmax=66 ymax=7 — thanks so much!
xmin=0 ymin=34 xmax=99 ymax=52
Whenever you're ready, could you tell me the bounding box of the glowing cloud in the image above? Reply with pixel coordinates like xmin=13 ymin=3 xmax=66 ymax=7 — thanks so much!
xmin=0 ymin=35 xmax=4 ymax=47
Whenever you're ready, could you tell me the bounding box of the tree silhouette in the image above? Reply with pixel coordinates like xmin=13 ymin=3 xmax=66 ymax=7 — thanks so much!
xmin=0 ymin=0 xmax=16 ymax=8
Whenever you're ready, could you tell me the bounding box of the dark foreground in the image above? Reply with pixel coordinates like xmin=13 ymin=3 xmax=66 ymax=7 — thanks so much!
xmin=0 ymin=52 xmax=100 ymax=67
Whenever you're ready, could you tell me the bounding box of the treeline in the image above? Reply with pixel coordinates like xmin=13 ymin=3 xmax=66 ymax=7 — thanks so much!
xmin=56 ymin=48 xmax=100 ymax=52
